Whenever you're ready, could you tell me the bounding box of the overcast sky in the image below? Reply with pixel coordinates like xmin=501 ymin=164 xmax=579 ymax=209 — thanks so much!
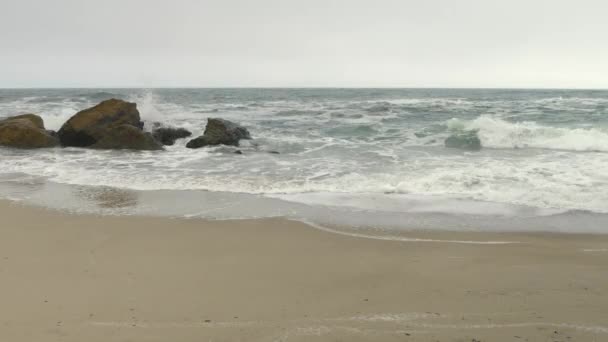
xmin=1 ymin=0 xmax=607 ymax=88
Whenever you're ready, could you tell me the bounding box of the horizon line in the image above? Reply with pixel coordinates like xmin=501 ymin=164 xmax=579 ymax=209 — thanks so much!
xmin=1 ymin=86 xmax=608 ymax=91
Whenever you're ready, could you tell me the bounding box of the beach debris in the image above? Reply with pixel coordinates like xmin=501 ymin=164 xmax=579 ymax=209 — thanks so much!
xmin=151 ymin=125 xmax=192 ymax=146
xmin=0 ymin=114 xmax=59 ymax=148
xmin=445 ymin=129 xmax=482 ymax=151
xmin=186 ymin=118 xmax=251 ymax=149
xmin=57 ymin=98 xmax=161 ymax=150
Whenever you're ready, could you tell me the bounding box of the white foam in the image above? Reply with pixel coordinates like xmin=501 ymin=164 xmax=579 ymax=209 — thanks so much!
xmin=41 ymin=106 xmax=79 ymax=131
xmin=2 ymin=143 xmax=607 ymax=214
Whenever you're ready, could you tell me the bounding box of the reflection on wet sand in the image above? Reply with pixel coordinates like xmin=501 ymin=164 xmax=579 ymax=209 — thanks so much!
xmin=75 ymin=186 xmax=138 ymax=209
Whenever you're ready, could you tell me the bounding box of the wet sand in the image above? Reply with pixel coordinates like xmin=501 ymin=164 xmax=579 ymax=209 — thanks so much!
xmin=1 ymin=200 xmax=608 ymax=341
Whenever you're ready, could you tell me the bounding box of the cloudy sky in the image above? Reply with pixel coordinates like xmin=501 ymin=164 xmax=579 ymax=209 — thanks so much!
xmin=1 ymin=0 xmax=607 ymax=88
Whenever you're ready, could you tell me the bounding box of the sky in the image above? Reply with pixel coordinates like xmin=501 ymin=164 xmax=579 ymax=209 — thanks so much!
xmin=1 ymin=0 xmax=607 ymax=88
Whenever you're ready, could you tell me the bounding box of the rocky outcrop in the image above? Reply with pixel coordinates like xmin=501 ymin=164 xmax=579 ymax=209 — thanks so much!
xmin=57 ymin=99 xmax=143 ymax=147
xmin=186 ymin=118 xmax=251 ymax=149
xmin=445 ymin=130 xmax=482 ymax=151
xmin=90 ymin=124 xmax=162 ymax=150
xmin=152 ymin=126 xmax=192 ymax=146
xmin=0 ymin=114 xmax=59 ymax=148
xmin=55 ymin=99 xmax=161 ymax=150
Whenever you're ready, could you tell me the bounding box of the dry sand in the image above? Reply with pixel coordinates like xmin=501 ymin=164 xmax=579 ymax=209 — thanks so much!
xmin=1 ymin=200 xmax=608 ymax=341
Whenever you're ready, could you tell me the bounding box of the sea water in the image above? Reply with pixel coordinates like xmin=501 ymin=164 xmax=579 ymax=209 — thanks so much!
xmin=1 ymin=88 xmax=607 ymax=233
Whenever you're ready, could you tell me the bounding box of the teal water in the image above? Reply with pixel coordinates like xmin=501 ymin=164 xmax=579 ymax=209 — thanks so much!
xmin=1 ymin=88 xmax=608 ymax=232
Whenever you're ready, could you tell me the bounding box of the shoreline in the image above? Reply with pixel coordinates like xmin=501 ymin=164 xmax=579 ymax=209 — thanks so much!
xmin=2 ymin=199 xmax=608 ymax=341
xmin=4 ymin=176 xmax=608 ymax=234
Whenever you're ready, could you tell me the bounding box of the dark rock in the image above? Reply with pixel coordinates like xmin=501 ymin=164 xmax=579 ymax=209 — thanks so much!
xmin=185 ymin=137 xmax=207 ymax=149
xmin=268 ymin=150 xmax=280 ymax=154
xmin=186 ymin=118 xmax=251 ymax=149
xmin=152 ymin=126 xmax=192 ymax=146
xmin=445 ymin=130 xmax=482 ymax=151
xmin=0 ymin=114 xmax=59 ymax=148
xmin=58 ymin=99 xmax=143 ymax=147
xmin=90 ymin=124 xmax=163 ymax=150
xmin=234 ymin=150 xmax=243 ymax=155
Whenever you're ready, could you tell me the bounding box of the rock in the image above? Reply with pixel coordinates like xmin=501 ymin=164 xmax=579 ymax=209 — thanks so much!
xmin=152 ymin=126 xmax=192 ymax=146
xmin=0 ymin=114 xmax=59 ymax=148
xmin=268 ymin=150 xmax=280 ymax=154
xmin=186 ymin=118 xmax=251 ymax=149
xmin=90 ymin=124 xmax=163 ymax=151
xmin=445 ymin=130 xmax=482 ymax=151
xmin=56 ymin=99 xmax=160 ymax=151
xmin=58 ymin=99 xmax=143 ymax=147
xmin=185 ymin=137 xmax=205 ymax=149
xmin=2 ymin=114 xmax=45 ymax=129
xmin=234 ymin=150 xmax=243 ymax=155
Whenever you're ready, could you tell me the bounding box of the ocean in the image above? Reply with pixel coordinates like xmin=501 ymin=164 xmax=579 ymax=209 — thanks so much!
xmin=1 ymin=88 xmax=608 ymax=234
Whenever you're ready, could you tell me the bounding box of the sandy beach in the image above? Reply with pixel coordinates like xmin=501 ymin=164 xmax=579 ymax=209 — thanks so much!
xmin=1 ymin=200 xmax=608 ymax=341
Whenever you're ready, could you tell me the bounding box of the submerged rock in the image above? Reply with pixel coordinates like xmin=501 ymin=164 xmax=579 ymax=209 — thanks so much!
xmin=445 ymin=130 xmax=482 ymax=151
xmin=58 ymin=99 xmax=143 ymax=148
xmin=152 ymin=126 xmax=192 ymax=146
xmin=0 ymin=114 xmax=59 ymax=148
xmin=90 ymin=124 xmax=163 ymax=150
xmin=186 ymin=118 xmax=251 ymax=149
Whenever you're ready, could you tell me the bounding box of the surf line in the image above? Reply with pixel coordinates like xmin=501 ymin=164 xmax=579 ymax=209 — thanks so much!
xmin=294 ymin=219 xmax=521 ymax=245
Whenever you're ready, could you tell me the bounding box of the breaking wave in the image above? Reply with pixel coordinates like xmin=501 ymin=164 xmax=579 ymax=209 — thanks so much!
xmin=448 ymin=116 xmax=608 ymax=152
